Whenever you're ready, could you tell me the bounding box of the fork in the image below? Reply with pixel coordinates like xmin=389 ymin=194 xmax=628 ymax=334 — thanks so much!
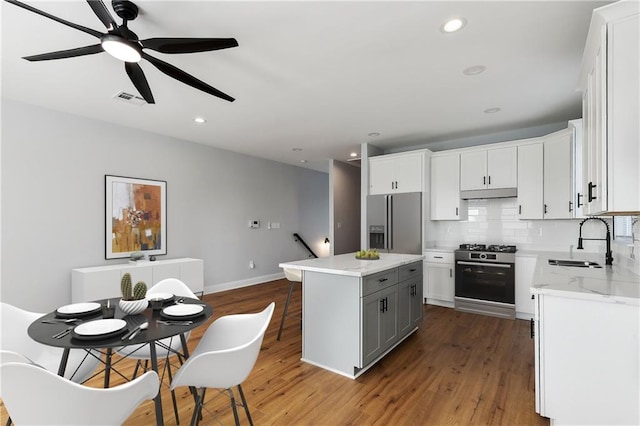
xmin=52 ymin=326 xmax=74 ymax=339
xmin=42 ymin=318 xmax=79 ymax=324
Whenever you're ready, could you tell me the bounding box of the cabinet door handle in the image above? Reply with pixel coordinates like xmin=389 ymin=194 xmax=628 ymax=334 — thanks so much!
xmin=483 ymin=176 xmax=486 ymax=185
xmin=488 ymin=176 xmax=491 ymax=185
xmin=530 ymin=318 xmax=535 ymax=339
xmin=569 ymin=201 xmax=573 ymax=212
xmin=544 ymin=204 xmax=548 ymax=214
xmin=577 ymin=193 xmax=583 ymax=208
xmin=519 ymin=205 xmax=522 ymax=215
xmin=449 ymin=268 xmax=452 ymax=278
xmin=380 ymin=299 xmax=385 ymax=313
xmin=455 ymin=207 xmax=459 ymax=216
xmin=588 ymin=182 xmax=597 ymax=201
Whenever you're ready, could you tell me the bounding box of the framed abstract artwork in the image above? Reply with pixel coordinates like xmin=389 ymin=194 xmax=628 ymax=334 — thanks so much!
xmin=105 ymin=175 xmax=167 ymax=259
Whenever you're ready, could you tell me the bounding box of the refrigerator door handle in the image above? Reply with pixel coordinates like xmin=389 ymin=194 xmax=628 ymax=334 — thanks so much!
xmin=388 ymin=195 xmax=393 ymax=251
xmin=384 ymin=195 xmax=390 ymax=251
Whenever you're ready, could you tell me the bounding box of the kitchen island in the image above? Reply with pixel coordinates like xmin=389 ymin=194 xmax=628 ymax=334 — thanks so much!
xmin=279 ymin=252 xmax=424 ymax=379
xmin=530 ymin=251 xmax=639 ymax=425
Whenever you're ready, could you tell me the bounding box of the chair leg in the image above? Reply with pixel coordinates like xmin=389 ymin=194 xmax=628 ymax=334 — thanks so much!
xmin=228 ymin=387 xmax=241 ymax=426
xmin=165 ymin=360 xmax=180 ymax=425
xmin=277 ymin=280 xmax=296 ymax=340
xmin=237 ymin=384 xmax=254 ymax=426
xmin=190 ymin=388 xmax=205 ymax=426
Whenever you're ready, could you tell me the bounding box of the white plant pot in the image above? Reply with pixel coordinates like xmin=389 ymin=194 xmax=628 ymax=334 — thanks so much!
xmin=119 ymin=298 xmax=148 ymax=316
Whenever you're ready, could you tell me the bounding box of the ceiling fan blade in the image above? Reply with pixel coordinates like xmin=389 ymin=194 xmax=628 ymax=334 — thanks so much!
xmin=4 ymin=0 xmax=103 ymax=38
xmin=86 ymin=0 xmax=118 ymax=31
xmin=141 ymin=38 xmax=238 ymax=54
xmin=142 ymin=52 xmax=235 ymax=102
xmin=124 ymin=62 xmax=155 ymax=104
xmin=23 ymin=44 xmax=104 ymax=62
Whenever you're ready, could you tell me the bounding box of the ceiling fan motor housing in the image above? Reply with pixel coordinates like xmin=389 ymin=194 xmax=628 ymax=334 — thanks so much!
xmin=112 ymin=0 xmax=138 ymax=21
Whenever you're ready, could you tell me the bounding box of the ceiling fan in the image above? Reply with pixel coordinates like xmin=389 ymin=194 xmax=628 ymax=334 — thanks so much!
xmin=5 ymin=0 xmax=238 ymax=103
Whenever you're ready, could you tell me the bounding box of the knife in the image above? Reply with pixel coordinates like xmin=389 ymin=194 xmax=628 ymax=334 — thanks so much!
xmin=122 ymin=321 xmax=148 ymax=340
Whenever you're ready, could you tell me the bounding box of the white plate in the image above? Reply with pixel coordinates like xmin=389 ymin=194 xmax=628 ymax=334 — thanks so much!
xmin=147 ymin=292 xmax=174 ymax=301
xmin=56 ymin=302 xmax=101 ymax=315
xmin=161 ymin=304 xmax=204 ymax=317
xmin=73 ymin=319 xmax=127 ymax=337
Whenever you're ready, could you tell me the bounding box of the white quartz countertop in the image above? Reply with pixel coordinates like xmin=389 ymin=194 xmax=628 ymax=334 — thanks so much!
xmin=279 ymin=253 xmax=424 ymax=277
xmin=529 ymin=250 xmax=640 ymax=305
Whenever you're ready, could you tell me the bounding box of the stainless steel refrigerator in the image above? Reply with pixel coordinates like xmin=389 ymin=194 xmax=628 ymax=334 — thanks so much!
xmin=367 ymin=192 xmax=422 ymax=255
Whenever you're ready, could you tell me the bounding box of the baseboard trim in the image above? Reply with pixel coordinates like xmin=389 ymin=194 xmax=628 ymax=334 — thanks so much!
xmin=204 ymin=272 xmax=285 ymax=295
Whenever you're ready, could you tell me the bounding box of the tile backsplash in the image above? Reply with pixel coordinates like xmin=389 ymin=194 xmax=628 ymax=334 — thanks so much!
xmin=428 ymin=198 xmax=618 ymax=253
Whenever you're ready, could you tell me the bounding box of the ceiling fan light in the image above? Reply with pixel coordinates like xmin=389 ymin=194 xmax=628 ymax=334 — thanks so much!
xmin=101 ymin=34 xmax=142 ymax=62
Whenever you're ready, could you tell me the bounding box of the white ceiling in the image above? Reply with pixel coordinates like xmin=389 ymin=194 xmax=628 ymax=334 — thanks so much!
xmin=1 ymin=0 xmax=611 ymax=172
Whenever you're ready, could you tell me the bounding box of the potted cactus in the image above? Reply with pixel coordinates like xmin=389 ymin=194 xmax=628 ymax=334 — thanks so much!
xmin=118 ymin=272 xmax=148 ymax=315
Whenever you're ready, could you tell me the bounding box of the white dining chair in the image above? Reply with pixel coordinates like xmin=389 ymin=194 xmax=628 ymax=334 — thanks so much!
xmin=171 ymin=302 xmax=275 ymax=426
xmin=0 ymin=302 xmax=101 ymax=383
xmin=277 ymin=268 xmax=302 ymax=340
xmin=116 ymin=277 xmax=198 ymax=424
xmin=0 ymin=362 xmax=159 ymax=426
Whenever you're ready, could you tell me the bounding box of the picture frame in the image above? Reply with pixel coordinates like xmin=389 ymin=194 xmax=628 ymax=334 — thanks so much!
xmin=105 ymin=175 xmax=167 ymax=260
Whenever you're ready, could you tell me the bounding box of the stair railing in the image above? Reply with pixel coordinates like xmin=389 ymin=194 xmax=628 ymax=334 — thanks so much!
xmin=293 ymin=233 xmax=319 ymax=258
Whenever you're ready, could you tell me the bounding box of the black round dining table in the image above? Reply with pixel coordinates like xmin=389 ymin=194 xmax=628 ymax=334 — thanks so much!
xmin=28 ymin=296 xmax=213 ymax=426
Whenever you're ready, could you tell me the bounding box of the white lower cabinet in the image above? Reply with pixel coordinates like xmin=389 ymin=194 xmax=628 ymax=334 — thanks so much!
xmin=534 ymin=292 xmax=639 ymax=424
xmin=71 ymin=258 xmax=204 ymax=302
xmin=423 ymin=250 xmax=454 ymax=307
xmin=515 ymin=255 xmax=536 ymax=319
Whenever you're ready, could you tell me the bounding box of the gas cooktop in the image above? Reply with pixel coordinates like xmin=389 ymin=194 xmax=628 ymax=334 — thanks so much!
xmin=458 ymin=244 xmax=517 ymax=253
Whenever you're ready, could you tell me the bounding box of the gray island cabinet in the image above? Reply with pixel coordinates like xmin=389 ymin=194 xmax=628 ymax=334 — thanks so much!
xmin=279 ymin=253 xmax=424 ymax=379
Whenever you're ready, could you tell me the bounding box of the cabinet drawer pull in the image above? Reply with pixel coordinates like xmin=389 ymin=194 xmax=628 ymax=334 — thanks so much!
xmin=434 ymin=256 xmax=443 ymax=259
xmin=408 ymin=268 xmax=417 ymax=272
xmin=378 ymin=278 xmax=388 ymax=283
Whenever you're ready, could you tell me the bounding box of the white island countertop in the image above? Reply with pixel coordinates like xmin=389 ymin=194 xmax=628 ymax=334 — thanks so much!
xmin=529 ymin=250 xmax=640 ymax=305
xmin=279 ymin=253 xmax=424 ymax=277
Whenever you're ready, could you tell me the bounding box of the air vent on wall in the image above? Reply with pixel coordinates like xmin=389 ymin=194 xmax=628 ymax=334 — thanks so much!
xmin=113 ymin=91 xmax=147 ymax=106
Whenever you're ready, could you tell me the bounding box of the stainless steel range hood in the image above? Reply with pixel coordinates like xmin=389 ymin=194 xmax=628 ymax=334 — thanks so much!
xmin=460 ymin=188 xmax=517 ymax=200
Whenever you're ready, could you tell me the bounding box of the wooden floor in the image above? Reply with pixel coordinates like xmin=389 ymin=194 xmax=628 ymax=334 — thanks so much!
xmin=1 ymin=279 xmax=550 ymax=425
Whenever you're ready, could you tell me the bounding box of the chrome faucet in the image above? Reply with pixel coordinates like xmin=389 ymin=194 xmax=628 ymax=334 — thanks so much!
xmin=577 ymin=217 xmax=613 ymax=265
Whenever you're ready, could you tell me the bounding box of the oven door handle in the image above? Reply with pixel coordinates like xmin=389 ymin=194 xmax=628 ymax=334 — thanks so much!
xmin=457 ymin=261 xmax=512 ymax=268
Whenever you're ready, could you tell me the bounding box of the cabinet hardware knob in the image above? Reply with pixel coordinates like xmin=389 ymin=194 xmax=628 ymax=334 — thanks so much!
xmin=569 ymin=201 xmax=573 ymax=212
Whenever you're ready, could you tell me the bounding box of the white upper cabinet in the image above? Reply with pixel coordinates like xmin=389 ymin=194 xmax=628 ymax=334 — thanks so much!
xmin=369 ymin=152 xmax=423 ymax=195
xmin=431 ymin=154 xmax=465 ymax=221
xmin=517 ymin=143 xmax=544 ymax=220
xmin=460 ymin=147 xmax=517 ymax=191
xmin=543 ymin=129 xmax=574 ymax=219
xmin=579 ymin=2 xmax=640 ymax=214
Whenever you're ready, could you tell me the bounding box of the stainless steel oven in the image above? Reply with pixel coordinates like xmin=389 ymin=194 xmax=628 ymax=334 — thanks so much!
xmin=454 ymin=244 xmax=516 ymax=319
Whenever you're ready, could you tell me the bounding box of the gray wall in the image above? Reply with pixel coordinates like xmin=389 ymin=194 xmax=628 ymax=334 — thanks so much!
xmin=331 ymin=160 xmax=361 ymax=255
xmin=1 ymin=100 xmax=329 ymax=311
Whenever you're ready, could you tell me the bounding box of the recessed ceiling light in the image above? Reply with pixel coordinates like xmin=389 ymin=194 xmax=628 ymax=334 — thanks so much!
xmin=463 ymin=65 xmax=486 ymax=76
xmin=368 ymin=132 xmax=380 ymax=137
xmin=484 ymin=107 xmax=501 ymax=114
xmin=193 ymin=117 xmax=206 ymax=124
xmin=300 ymin=159 xmax=308 ymax=163
xmin=350 ymin=152 xmax=358 ymax=157
xmin=292 ymin=148 xmax=303 ymax=152
xmin=441 ymin=17 xmax=466 ymax=33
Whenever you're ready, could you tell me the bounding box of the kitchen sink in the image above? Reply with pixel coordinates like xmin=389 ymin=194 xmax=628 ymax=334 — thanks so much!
xmin=548 ymin=259 xmax=602 ymax=268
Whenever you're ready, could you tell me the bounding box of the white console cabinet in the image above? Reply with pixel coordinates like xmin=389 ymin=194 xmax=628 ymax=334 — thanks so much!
xmin=72 ymin=258 xmax=204 ymax=303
